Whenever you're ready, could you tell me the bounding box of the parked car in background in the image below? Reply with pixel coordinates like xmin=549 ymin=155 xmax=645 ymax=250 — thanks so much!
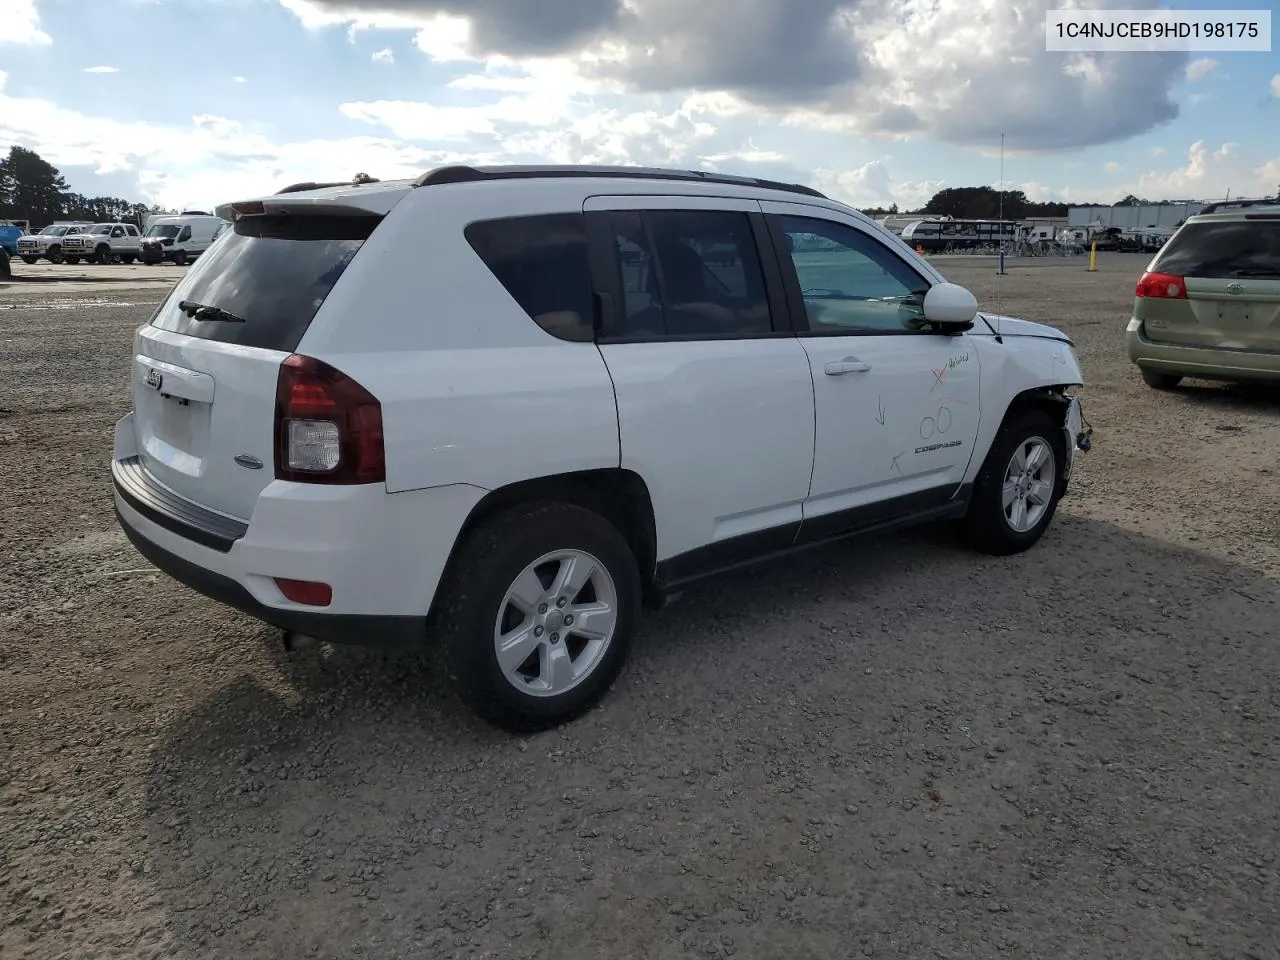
xmin=0 ymin=220 xmax=27 ymax=257
xmin=139 ymin=214 xmax=224 ymax=265
xmin=59 ymin=222 xmax=143 ymax=264
xmin=111 ymin=164 xmax=1091 ymax=732
xmin=1127 ymin=198 xmax=1280 ymax=389
xmin=15 ymin=221 xmax=94 ymax=263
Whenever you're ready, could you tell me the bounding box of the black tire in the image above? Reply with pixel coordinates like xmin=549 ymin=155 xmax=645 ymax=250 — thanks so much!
xmin=961 ymin=407 xmax=1066 ymax=556
xmin=64 ymin=256 xmax=81 ymax=265
xmin=1140 ymin=368 xmax=1182 ymax=390
xmin=47 ymin=246 xmax=63 ymax=264
xmin=433 ymin=501 xmax=641 ymax=732
xmin=21 ymin=256 xmax=38 ymax=265
xmin=121 ymin=255 xmax=136 ymax=264
xmin=172 ymin=250 xmax=188 ymax=266
xmin=94 ymin=244 xmax=112 ymax=265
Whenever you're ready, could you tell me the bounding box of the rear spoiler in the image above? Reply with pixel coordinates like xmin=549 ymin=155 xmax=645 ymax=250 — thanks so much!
xmin=215 ymin=175 xmax=406 ymax=222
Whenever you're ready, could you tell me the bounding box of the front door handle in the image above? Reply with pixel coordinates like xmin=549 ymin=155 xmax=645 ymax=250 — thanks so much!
xmin=824 ymin=357 xmax=872 ymax=375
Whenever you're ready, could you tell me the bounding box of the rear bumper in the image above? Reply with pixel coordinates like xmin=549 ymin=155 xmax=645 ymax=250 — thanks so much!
xmin=110 ymin=412 xmax=486 ymax=647
xmin=1126 ymin=319 xmax=1280 ymax=382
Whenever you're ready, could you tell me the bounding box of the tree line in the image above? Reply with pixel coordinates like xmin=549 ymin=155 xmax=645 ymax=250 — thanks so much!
xmin=0 ymin=146 xmax=161 ymax=227
xmin=0 ymin=142 xmax=1169 ymax=229
xmin=859 ymin=187 xmax=1164 ymax=220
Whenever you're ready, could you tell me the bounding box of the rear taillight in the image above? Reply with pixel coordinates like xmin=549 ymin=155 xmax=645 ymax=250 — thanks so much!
xmin=1136 ymin=271 xmax=1186 ymax=299
xmin=274 ymin=354 xmax=385 ymax=484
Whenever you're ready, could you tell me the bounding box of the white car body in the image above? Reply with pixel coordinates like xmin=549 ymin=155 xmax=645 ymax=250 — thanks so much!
xmin=16 ymin=221 xmax=95 ymax=262
xmin=60 ymin=222 xmax=142 ymax=262
xmin=139 ymin=214 xmax=226 ymax=264
xmin=111 ymin=165 xmax=1089 ymax=729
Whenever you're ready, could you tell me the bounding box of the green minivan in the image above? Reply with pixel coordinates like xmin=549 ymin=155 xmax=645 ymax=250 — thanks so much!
xmin=1126 ymin=200 xmax=1280 ymax=389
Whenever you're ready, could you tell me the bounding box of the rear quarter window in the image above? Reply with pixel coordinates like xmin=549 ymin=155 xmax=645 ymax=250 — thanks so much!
xmin=1154 ymin=219 xmax=1280 ymax=278
xmin=148 ymin=213 xmax=380 ymax=352
xmin=464 ymin=213 xmax=595 ymax=342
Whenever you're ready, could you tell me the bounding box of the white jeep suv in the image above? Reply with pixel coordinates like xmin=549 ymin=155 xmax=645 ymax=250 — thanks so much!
xmin=111 ymin=165 xmax=1090 ymax=731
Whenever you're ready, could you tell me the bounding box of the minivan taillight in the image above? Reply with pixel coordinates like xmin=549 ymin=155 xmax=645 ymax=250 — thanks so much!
xmin=1135 ymin=271 xmax=1186 ymax=299
xmin=274 ymin=354 xmax=385 ymax=484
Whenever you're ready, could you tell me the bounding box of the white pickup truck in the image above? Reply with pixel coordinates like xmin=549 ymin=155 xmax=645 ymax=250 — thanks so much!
xmin=16 ymin=222 xmax=95 ymax=264
xmin=58 ymin=222 xmax=143 ymax=264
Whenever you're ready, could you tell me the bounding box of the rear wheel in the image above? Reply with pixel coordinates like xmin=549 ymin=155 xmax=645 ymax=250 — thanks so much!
xmin=962 ymin=408 xmax=1066 ymax=556
xmin=434 ymin=501 xmax=640 ymax=732
xmin=172 ymin=249 xmax=188 ymax=266
xmin=1140 ymin=368 xmax=1182 ymax=390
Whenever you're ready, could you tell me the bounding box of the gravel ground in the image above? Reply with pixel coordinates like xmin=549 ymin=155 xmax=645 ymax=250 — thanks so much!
xmin=3 ymin=255 xmax=1279 ymax=960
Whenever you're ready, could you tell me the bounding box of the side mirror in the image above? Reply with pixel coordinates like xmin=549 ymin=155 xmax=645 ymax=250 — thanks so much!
xmin=922 ymin=282 xmax=978 ymax=332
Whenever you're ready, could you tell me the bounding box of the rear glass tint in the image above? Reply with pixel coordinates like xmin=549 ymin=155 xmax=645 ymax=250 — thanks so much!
xmin=149 ymin=213 xmax=379 ymax=352
xmin=1154 ymin=219 xmax=1280 ymax=279
xmin=464 ymin=213 xmax=594 ymax=342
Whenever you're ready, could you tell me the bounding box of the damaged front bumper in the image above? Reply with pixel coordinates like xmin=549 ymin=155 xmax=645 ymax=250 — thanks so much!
xmin=1062 ymin=395 xmax=1092 ymax=486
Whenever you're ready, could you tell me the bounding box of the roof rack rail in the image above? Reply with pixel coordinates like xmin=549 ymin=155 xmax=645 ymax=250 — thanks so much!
xmin=1197 ymin=197 xmax=1280 ymax=215
xmin=275 ymin=174 xmax=382 ymax=195
xmin=412 ymin=164 xmax=828 ymax=199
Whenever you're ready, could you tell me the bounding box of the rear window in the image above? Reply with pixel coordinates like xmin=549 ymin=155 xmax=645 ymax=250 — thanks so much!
xmin=1154 ymin=219 xmax=1280 ymax=279
xmin=464 ymin=213 xmax=595 ymax=342
xmin=148 ymin=213 xmax=379 ymax=352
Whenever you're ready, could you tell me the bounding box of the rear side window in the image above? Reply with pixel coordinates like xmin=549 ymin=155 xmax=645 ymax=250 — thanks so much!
xmin=1154 ymin=219 xmax=1280 ymax=278
xmin=464 ymin=214 xmax=595 ymax=342
xmin=149 ymin=213 xmax=379 ymax=352
xmin=603 ymin=209 xmax=775 ymax=340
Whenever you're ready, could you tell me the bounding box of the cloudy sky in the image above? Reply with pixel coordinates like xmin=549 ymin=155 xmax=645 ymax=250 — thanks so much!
xmin=1 ymin=0 xmax=1277 ymax=211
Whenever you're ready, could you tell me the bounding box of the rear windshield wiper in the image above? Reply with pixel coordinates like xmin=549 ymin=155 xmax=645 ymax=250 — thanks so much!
xmin=177 ymin=300 xmax=247 ymax=323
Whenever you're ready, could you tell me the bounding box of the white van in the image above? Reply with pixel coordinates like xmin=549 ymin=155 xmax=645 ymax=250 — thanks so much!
xmin=139 ymin=215 xmax=224 ymax=265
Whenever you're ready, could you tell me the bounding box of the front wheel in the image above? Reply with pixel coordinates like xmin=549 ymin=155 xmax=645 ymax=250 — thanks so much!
xmin=64 ymin=256 xmax=81 ymax=265
xmin=434 ymin=501 xmax=641 ymax=732
xmin=46 ymin=247 xmax=64 ymax=264
xmin=94 ymin=245 xmax=112 ymax=265
xmin=961 ymin=408 xmax=1066 ymax=556
xmin=21 ymin=256 xmax=38 ymax=265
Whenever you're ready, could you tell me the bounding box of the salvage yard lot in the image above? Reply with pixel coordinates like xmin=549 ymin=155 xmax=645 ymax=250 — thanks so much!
xmin=2 ymin=255 xmax=1279 ymax=960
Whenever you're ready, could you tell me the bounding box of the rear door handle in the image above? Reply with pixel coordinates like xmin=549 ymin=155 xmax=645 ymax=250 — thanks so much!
xmin=824 ymin=357 xmax=872 ymax=375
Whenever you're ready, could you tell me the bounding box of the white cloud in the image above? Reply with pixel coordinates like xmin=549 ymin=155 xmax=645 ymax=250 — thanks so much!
xmin=811 ymin=159 xmax=944 ymax=211
xmin=84 ymin=66 xmax=120 ymax=74
xmin=1184 ymin=58 xmax=1218 ymax=82
xmin=1120 ymin=141 xmax=1280 ymax=203
xmin=1271 ymin=74 xmax=1280 ymax=99
xmin=0 ymin=70 xmax=473 ymax=207
xmin=233 ymin=76 xmax=248 ymax=83
xmin=0 ymin=0 xmax=52 ymax=45
xmin=1104 ymin=161 xmax=1121 ymax=174
xmin=372 ymin=47 xmax=394 ymax=64
xmin=1147 ymin=146 xmax=1165 ymax=157
xmin=280 ymin=0 xmax=1187 ymax=154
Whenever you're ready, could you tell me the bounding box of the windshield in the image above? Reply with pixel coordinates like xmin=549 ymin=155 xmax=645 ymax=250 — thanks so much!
xmin=40 ymin=225 xmax=70 ymax=236
xmin=145 ymin=224 xmax=181 ymax=238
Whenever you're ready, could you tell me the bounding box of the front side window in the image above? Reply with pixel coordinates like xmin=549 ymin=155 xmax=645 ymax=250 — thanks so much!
xmin=177 ymin=226 xmax=192 ymax=242
xmin=774 ymin=215 xmax=932 ymax=334
xmin=604 ymin=209 xmax=773 ymax=340
xmin=464 ymin=213 xmax=595 ymax=342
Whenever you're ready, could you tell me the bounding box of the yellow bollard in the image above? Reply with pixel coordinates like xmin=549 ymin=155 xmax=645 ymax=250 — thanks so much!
xmin=1086 ymin=241 xmax=1097 ymax=272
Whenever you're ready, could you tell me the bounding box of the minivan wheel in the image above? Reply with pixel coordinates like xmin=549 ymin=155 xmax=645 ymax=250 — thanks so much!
xmin=435 ymin=501 xmax=641 ymax=732
xmin=961 ymin=408 xmax=1066 ymax=556
xmin=1140 ymin=368 xmax=1182 ymax=390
